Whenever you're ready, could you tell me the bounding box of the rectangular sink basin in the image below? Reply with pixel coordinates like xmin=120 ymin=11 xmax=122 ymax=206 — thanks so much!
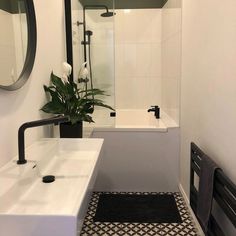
xmin=0 ymin=138 xmax=104 ymax=236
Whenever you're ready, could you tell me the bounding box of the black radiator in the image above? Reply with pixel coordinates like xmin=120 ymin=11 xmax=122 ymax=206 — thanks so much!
xmin=190 ymin=142 xmax=236 ymax=236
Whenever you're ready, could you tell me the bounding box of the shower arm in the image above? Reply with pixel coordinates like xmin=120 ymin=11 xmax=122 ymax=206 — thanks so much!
xmin=82 ymin=5 xmax=109 ymax=63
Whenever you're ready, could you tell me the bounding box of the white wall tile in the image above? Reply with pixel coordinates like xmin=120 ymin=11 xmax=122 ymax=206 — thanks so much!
xmin=123 ymin=44 xmax=137 ymax=76
xmin=115 ymin=10 xmax=138 ymax=44
xmin=115 ymin=9 xmax=162 ymax=109
xmin=161 ymin=0 xmax=182 ymax=125
xmin=136 ymin=10 xmax=156 ymax=43
xmin=114 ymin=10 xmax=125 ymax=44
xmin=150 ymin=43 xmax=162 ymax=77
xmin=148 ymin=76 xmax=162 ymax=106
xmin=133 ymin=76 xmax=150 ymax=108
xmin=151 ymin=11 xmax=162 ymax=43
xmin=116 ymin=76 xmax=136 ymax=109
xmin=114 ymin=44 xmax=124 ymax=76
xmin=136 ymin=44 xmax=152 ymax=77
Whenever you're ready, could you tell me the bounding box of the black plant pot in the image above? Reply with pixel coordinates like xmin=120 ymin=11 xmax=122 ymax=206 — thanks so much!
xmin=59 ymin=121 xmax=83 ymax=138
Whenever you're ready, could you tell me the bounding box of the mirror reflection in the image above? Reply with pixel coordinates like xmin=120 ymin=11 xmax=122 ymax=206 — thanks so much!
xmin=0 ymin=0 xmax=28 ymax=86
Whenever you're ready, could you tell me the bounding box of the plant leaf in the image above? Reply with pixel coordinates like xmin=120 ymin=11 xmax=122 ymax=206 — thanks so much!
xmin=42 ymin=73 xmax=114 ymax=123
xmin=41 ymin=102 xmax=64 ymax=114
xmin=50 ymin=72 xmax=68 ymax=95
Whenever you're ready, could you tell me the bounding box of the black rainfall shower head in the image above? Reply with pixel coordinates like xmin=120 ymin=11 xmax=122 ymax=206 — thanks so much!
xmin=84 ymin=5 xmax=115 ymax=17
xmin=101 ymin=11 xmax=116 ymax=17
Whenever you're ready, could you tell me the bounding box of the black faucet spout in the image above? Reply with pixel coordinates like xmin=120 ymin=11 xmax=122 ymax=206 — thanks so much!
xmin=17 ymin=116 xmax=69 ymax=165
xmin=147 ymin=106 xmax=160 ymax=119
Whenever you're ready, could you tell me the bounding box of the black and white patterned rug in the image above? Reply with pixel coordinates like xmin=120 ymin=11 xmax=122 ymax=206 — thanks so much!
xmin=80 ymin=192 xmax=199 ymax=236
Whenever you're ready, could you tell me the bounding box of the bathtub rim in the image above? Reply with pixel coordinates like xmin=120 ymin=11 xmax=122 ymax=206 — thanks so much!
xmin=83 ymin=109 xmax=179 ymax=133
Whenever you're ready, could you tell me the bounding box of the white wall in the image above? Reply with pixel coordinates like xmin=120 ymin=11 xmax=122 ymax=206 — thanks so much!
xmin=115 ymin=9 xmax=162 ymax=110
xmin=181 ymin=0 xmax=236 ymax=234
xmin=161 ymin=0 xmax=182 ymax=125
xmin=0 ymin=0 xmax=66 ymax=167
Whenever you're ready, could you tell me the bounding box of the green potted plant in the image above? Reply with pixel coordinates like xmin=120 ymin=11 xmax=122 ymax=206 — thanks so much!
xmin=41 ymin=70 xmax=114 ymax=138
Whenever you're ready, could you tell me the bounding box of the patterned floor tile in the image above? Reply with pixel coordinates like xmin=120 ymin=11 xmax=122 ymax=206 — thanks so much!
xmin=79 ymin=192 xmax=199 ymax=236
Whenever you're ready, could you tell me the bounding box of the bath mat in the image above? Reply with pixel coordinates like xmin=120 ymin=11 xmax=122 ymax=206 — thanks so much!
xmin=93 ymin=193 xmax=182 ymax=223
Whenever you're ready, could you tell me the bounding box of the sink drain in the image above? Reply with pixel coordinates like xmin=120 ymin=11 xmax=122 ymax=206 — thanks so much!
xmin=42 ymin=175 xmax=55 ymax=183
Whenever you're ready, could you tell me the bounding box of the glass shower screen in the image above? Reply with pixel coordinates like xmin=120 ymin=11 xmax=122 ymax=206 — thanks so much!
xmin=71 ymin=0 xmax=115 ymax=129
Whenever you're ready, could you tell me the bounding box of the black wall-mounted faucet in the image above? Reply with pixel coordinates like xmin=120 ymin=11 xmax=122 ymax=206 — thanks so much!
xmin=148 ymin=106 xmax=160 ymax=119
xmin=17 ymin=116 xmax=69 ymax=165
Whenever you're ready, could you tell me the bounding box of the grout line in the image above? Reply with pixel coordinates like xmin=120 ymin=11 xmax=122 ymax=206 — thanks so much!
xmin=178 ymin=183 xmax=205 ymax=236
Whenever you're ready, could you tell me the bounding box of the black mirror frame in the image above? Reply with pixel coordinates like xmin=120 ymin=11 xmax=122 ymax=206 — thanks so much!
xmin=64 ymin=0 xmax=74 ymax=83
xmin=0 ymin=0 xmax=37 ymax=91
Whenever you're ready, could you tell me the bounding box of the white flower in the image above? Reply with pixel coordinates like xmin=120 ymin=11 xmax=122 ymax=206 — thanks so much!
xmin=62 ymin=62 xmax=72 ymax=82
xmin=78 ymin=62 xmax=89 ymax=80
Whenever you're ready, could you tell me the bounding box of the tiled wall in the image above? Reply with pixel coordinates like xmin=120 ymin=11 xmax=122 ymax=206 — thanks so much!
xmin=115 ymin=9 xmax=162 ymax=109
xmin=161 ymin=0 xmax=182 ymax=125
xmin=72 ymin=5 xmax=181 ymax=124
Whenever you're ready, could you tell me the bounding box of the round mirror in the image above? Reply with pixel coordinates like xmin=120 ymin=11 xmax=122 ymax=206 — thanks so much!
xmin=0 ymin=0 xmax=36 ymax=91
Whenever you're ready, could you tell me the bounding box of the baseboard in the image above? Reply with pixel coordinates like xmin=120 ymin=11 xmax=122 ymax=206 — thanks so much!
xmin=178 ymin=183 xmax=205 ymax=236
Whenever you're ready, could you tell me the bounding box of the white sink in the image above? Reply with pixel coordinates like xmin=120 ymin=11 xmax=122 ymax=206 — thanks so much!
xmin=0 ymin=138 xmax=104 ymax=236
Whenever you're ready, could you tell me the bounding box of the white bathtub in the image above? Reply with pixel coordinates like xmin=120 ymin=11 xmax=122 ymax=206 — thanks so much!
xmin=88 ymin=109 xmax=180 ymax=193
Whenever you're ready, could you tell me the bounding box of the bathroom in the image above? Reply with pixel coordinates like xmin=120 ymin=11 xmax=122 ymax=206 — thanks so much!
xmin=0 ymin=0 xmax=236 ymax=235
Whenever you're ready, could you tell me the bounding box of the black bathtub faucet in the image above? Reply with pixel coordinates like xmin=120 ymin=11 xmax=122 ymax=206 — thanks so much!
xmin=17 ymin=116 xmax=69 ymax=165
xmin=147 ymin=106 xmax=160 ymax=119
